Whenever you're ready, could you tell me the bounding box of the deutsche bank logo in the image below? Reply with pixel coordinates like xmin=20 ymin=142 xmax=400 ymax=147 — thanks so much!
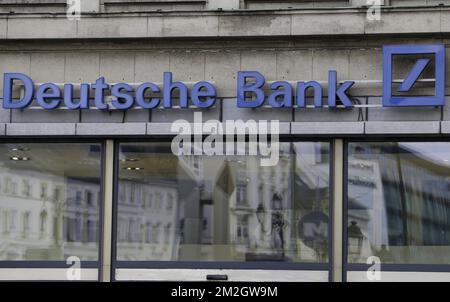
xmin=383 ymin=44 xmax=445 ymax=107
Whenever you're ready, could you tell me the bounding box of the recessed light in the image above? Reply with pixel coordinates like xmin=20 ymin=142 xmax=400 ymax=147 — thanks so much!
xmin=121 ymin=158 xmax=139 ymax=162
xmin=10 ymin=156 xmax=30 ymax=161
xmin=10 ymin=147 xmax=29 ymax=152
xmin=124 ymin=167 xmax=143 ymax=171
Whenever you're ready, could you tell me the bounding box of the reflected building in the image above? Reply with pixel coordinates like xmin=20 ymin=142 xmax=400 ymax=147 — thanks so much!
xmin=0 ymin=167 xmax=100 ymax=261
xmin=348 ymin=142 xmax=450 ymax=264
xmin=116 ymin=142 xmax=331 ymax=263
xmin=116 ymin=180 xmax=179 ymax=261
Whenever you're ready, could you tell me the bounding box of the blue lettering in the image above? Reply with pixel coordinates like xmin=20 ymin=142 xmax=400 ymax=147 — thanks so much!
xmin=136 ymin=82 xmax=160 ymax=109
xmin=3 ymin=73 xmax=34 ymax=109
xmin=92 ymin=77 xmax=109 ymax=110
xmin=237 ymin=71 xmax=265 ymax=108
xmin=36 ymin=83 xmax=61 ymax=109
xmin=111 ymin=83 xmax=134 ymax=110
xmin=191 ymin=81 xmax=216 ymax=108
xmin=268 ymin=81 xmax=292 ymax=108
xmin=328 ymin=70 xmax=354 ymax=108
xmin=163 ymin=72 xmax=188 ymax=108
xmin=297 ymin=81 xmax=323 ymax=108
xmin=63 ymin=83 xmax=90 ymax=109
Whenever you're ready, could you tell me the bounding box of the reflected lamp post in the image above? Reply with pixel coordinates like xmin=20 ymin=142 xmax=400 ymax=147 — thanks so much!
xmin=348 ymin=220 xmax=364 ymax=261
xmin=271 ymin=193 xmax=285 ymax=258
xmin=256 ymin=203 xmax=266 ymax=235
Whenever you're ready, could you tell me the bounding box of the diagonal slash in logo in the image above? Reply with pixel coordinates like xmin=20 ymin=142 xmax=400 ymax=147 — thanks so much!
xmin=382 ymin=44 xmax=445 ymax=107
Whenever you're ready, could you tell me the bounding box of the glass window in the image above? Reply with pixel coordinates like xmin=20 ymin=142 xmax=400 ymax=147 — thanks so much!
xmin=0 ymin=143 xmax=102 ymax=261
xmin=115 ymin=141 xmax=330 ymax=264
xmin=347 ymin=142 xmax=450 ymax=265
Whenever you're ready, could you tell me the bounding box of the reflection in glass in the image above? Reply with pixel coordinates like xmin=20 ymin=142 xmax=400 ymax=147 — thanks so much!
xmin=348 ymin=142 xmax=450 ymax=264
xmin=0 ymin=143 xmax=102 ymax=261
xmin=116 ymin=142 xmax=330 ymax=263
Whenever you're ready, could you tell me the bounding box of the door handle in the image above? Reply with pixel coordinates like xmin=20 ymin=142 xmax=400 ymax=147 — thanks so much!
xmin=206 ymin=274 xmax=228 ymax=281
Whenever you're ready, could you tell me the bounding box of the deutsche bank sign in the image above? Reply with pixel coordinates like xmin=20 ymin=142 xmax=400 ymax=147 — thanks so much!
xmin=383 ymin=44 xmax=445 ymax=107
xmin=1 ymin=44 xmax=446 ymax=110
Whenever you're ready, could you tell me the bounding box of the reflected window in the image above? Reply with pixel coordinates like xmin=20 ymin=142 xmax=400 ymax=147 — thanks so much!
xmin=0 ymin=143 xmax=102 ymax=261
xmin=22 ymin=211 xmax=30 ymax=233
xmin=40 ymin=183 xmax=48 ymax=200
xmin=115 ymin=142 xmax=330 ymax=264
xmin=347 ymin=142 xmax=450 ymax=264
xmin=39 ymin=209 xmax=47 ymax=234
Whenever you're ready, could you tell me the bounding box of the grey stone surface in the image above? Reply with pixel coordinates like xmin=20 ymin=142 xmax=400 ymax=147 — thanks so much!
xmin=147 ymin=17 xmax=164 ymax=37
xmin=0 ymin=124 xmax=5 ymax=135
xmin=291 ymin=122 xmax=364 ymax=135
xmin=80 ymin=0 xmax=100 ymax=12
xmin=7 ymin=17 xmax=77 ymax=39
xmin=295 ymin=98 xmax=366 ymax=122
xmin=312 ymin=49 xmax=350 ymax=81
xmin=81 ymin=109 xmax=149 ymax=123
xmin=368 ymin=97 xmax=442 ymax=121
xmin=442 ymin=8 xmax=450 ymax=34
xmin=440 ymin=121 xmax=450 ymax=134
xmin=30 ymin=52 xmax=65 ymax=82
xmin=77 ymin=17 xmax=147 ymax=38
xmin=76 ymin=122 xmax=146 ymax=135
xmin=146 ymin=121 xmax=289 ymax=135
xmin=205 ymin=50 xmax=240 ymax=97
xmin=135 ymin=51 xmax=170 ymax=82
xmin=151 ymin=106 xmax=220 ymax=123
xmin=0 ymin=100 xmax=11 ymax=123
xmin=12 ymin=106 xmax=81 ymax=123
xmin=147 ymin=122 xmax=175 ymax=135
xmin=100 ymin=52 xmax=134 ymax=82
xmin=276 ymin=50 xmax=313 ymax=81
xmin=241 ymin=50 xmax=277 ymax=80
xmin=364 ymin=11 xmax=441 ymax=34
xmin=292 ymin=12 xmax=365 ymax=36
xmin=162 ymin=16 xmax=219 ymax=37
xmin=0 ymin=52 xmax=30 ymax=95
xmin=1 ymin=9 xmax=448 ymax=40
xmin=349 ymin=48 xmax=382 ymax=82
xmin=219 ymin=14 xmax=290 ymax=36
xmin=0 ymin=19 xmax=6 ymax=39
xmin=222 ymin=99 xmax=293 ymax=122
xmin=365 ymin=121 xmax=440 ymax=134
xmin=65 ymin=52 xmax=100 ymax=82
xmin=208 ymin=0 xmax=239 ymax=10
xmin=170 ymin=51 xmax=205 ymax=81
xmin=442 ymin=96 xmax=450 ymax=121
xmin=6 ymin=123 xmax=76 ymax=136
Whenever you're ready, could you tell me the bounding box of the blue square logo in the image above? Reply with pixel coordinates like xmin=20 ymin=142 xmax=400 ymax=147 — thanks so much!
xmin=382 ymin=44 xmax=445 ymax=107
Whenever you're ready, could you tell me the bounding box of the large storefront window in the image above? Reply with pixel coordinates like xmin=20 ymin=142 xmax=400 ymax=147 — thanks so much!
xmin=0 ymin=143 xmax=102 ymax=261
xmin=115 ymin=141 xmax=330 ymax=264
xmin=347 ymin=142 xmax=450 ymax=265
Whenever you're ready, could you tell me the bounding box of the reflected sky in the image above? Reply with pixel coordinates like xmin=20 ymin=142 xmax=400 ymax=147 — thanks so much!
xmin=399 ymin=142 xmax=450 ymax=166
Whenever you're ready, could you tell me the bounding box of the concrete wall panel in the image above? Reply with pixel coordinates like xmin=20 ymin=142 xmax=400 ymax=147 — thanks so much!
xmin=205 ymin=50 xmax=240 ymax=97
xmin=292 ymin=13 xmax=365 ymax=36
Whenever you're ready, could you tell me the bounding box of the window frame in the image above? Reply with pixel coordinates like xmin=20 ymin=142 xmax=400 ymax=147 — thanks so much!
xmin=0 ymin=138 xmax=105 ymax=270
xmin=111 ymin=136 xmax=333 ymax=276
xmin=343 ymin=137 xmax=450 ymax=279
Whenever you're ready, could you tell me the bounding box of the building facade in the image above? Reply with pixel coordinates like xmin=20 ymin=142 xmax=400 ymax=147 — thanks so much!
xmin=0 ymin=0 xmax=449 ymax=282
